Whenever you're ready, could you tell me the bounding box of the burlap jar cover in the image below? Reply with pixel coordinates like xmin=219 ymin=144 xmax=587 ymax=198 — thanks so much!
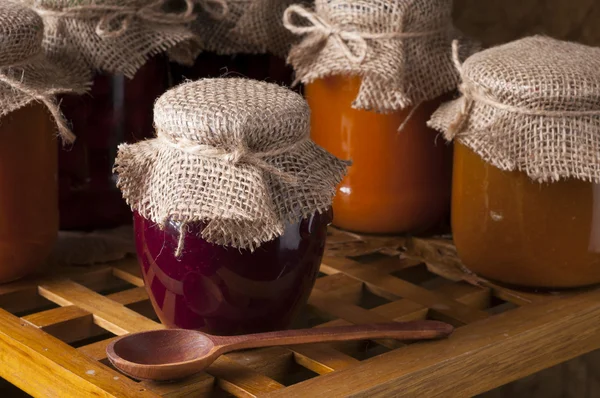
xmin=28 ymin=0 xmax=200 ymax=77
xmin=284 ymin=0 xmax=469 ymax=113
xmin=115 ymin=78 xmax=348 ymax=254
xmin=186 ymin=0 xmax=305 ymax=59
xmin=429 ymin=36 xmax=600 ymax=183
xmin=0 ymin=1 xmax=91 ymax=143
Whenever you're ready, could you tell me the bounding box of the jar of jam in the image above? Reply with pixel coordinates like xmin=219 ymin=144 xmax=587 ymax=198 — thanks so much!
xmin=284 ymin=1 xmax=467 ymax=234
xmin=134 ymin=210 xmax=331 ymax=333
xmin=116 ymin=78 xmax=348 ymax=333
xmin=306 ymin=76 xmax=452 ymax=234
xmin=31 ymin=0 xmax=199 ymax=230
xmin=0 ymin=105 xmax=58 ymax=283
xmin=58 ymin=57 xmax=171 ymax=230
xmin=430 ymin=36 xmax=600 ymax=288
xmin=0 ymin=2 xmax=89 ymax=282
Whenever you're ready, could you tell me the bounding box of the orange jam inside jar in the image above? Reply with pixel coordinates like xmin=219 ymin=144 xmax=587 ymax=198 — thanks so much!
xmin=0 ymin=104 xmax=58 ymax=283
xmin=305 ymin=75 xmax=452 ymax=234
xmin=452 ymin=142 xmax=600 ymax=289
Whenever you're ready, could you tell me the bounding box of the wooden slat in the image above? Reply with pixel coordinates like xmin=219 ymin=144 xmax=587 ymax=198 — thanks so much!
xmin=208 ymin=356 xmax=285 ymax=397
xmin=38 ymin=279 xmax=161 ymax=335
xmin=107 ymin=286 xmax=149 ymax=305
xmin=22 ymin=288 xmax=153 ymax=344
xmin=0 ymin=309 xmax=158 ymax=398
xmin=263 ymin=289 xmax=600 ymax=398
xmin=313 ymin=273 xmax=363 ymax=304
xmin=291 ymin=344 xmax=360 ymax=374
xmin=321 ymin=256 xmax=490 ymax=325
xmin=0 ymin=287 xmax=53 ymax=315
xmin=112 ymin=260 xmax=145 ymax=287
xmin=23 ymin=306 xmax=96 ymax=344
xmin=309 ymin=289 xmax=402 ymax=349
xmin=141 ymin=373 xmax=216 ymax=398
xmin=79 ymin=337 xmax=120 ymax=361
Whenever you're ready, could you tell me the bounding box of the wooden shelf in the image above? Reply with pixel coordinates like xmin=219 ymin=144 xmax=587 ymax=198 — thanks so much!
xmin=0 ymin=227 xmax=599 ymax=397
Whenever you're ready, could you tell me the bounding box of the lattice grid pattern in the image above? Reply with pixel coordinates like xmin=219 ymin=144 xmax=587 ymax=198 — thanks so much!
xmin=0 ymin=228 xmax=599 ymax=397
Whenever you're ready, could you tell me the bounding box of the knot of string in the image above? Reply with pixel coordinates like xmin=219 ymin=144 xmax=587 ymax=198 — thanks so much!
xmin=283 ymin=4 xmax=448 ymax=64
xmin=35 ymin=0 xmax=206 ymax=38
xmin=448 ymin=40 xmax=600 ymax=139
xmin=158 ymin=134 xmax=309 ymax=185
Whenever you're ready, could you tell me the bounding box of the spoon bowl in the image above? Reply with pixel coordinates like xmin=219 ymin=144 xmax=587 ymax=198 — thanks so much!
xmin=107 ymin=321 xmax=454 ymax=381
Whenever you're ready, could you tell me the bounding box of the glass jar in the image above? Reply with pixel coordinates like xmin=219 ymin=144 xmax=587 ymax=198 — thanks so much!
xmin=306 ymin=75 xmax=453 ymax=234
xmin=134 ymin=210 xmax=331 ymax=334
xmin=452 ymin=142 xmax=600 ymax=288
xmin=0 ymin=104 xmax=58 ymax=283
xmin=58 ymin=57 xmax=171 ymax=230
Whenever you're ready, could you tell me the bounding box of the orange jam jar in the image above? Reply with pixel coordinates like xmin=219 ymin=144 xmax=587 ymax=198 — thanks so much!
xmin=452 ymin=143 xmax=600 ymax=288
xmin=284 ymin=0 xmax=465 ymax=234
xmin=429 ymin=36 xmax=600 ymax=289
xmin=306 ymin=76 xmax=452 ymax=234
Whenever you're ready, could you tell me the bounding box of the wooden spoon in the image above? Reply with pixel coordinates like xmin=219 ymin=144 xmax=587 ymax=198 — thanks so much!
xmin=106 ymin=321 xmax=453 ymax=381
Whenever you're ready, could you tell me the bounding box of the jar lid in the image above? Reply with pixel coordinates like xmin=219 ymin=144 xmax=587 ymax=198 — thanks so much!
xmin=153 ymin=78 xmax=310 ymax=149
xmin=0 ymin=2 xmax=44 ymax=67
xmin=429 ymin=36 xmax=600 ymax=183
xmin=177 ymin=0 xmax=297 ymax=62
xmin=0 ymin=1 xmax=91 ymax=143
xmin=31 ymin=0 xmax=197 ymax=77
xmin=284 ymin=0 xmax=474 ymax=113
xmin=116 ymin=78 xmax=348 ymax=253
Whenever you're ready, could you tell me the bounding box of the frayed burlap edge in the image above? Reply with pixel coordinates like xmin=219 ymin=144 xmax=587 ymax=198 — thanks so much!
xmin=115 ymin=138 xmax=348 ymax=252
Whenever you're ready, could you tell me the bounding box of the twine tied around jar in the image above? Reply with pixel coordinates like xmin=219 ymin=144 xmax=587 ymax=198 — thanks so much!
xmin=448 ymin=40 xmax=600 ymax=140
xmin=0 ymin=74 xmax=75 ymax=143
xmin=35 ymin=0 xmax=210 ymax=38
xmin=283 ymin=4 xmax=448 ymax=65
xmin=157 ymin=134 xmax=311 ymax=185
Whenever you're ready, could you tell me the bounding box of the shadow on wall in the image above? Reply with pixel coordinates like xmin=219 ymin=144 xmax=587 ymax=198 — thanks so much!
xmin=454 ymin=0 xmax=600 ymax=46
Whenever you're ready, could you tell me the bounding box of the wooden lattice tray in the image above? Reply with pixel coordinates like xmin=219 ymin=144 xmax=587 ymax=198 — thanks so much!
xmin=1 ymin=227 xmax=600 ymax=397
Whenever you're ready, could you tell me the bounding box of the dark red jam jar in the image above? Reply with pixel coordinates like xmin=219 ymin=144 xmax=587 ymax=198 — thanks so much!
xmin=116 ymin=79 xmax=348 ymax=335
xmin=134 ymin=210 xmax=331 ymax=334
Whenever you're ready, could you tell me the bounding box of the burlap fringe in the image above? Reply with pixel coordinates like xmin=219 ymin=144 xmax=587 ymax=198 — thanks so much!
xmin=429 ymin=36 xmax=600 ymax=183
xmin=285 ymin=0 xmax=466 ymax=113
xmin=116 ymin=78 xmax=348 ymax=253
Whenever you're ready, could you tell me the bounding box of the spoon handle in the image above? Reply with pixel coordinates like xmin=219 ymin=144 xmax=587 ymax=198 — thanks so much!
xmin=212 ymin=320 xmax=453 ymax=353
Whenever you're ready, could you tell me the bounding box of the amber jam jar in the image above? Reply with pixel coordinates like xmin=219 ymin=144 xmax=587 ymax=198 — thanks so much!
xmin=452 ymin=143 xmax=600 ymax=289
xmin=429 ymin=36 xmax=600 ymax=289
xmin=134 ymin=210 xmax=331 ymax=334
xmin=306 ymin=76 xmax=452 ymax=234
xmin=0 ymin=104 xmax=58 ymax=283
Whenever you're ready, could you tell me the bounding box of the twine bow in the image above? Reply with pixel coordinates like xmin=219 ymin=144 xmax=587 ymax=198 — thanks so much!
xmin=283 ymin=4 xmax=447 ymax=64
xmin=35 ymin=0 xmax=209 ymax=38
xmin=159 ymin=135 xmax=306 ymax=184
xmin=448 ymin=40 xmax=600 ymax=139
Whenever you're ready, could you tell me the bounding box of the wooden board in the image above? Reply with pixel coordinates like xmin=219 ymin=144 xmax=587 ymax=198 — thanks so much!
xmin=0 ymin=228 xmax=599 ymax=397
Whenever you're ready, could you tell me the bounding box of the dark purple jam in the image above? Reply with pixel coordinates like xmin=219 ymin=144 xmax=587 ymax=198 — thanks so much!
xmin=134 ymin=210 xmax=332 ymax=335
